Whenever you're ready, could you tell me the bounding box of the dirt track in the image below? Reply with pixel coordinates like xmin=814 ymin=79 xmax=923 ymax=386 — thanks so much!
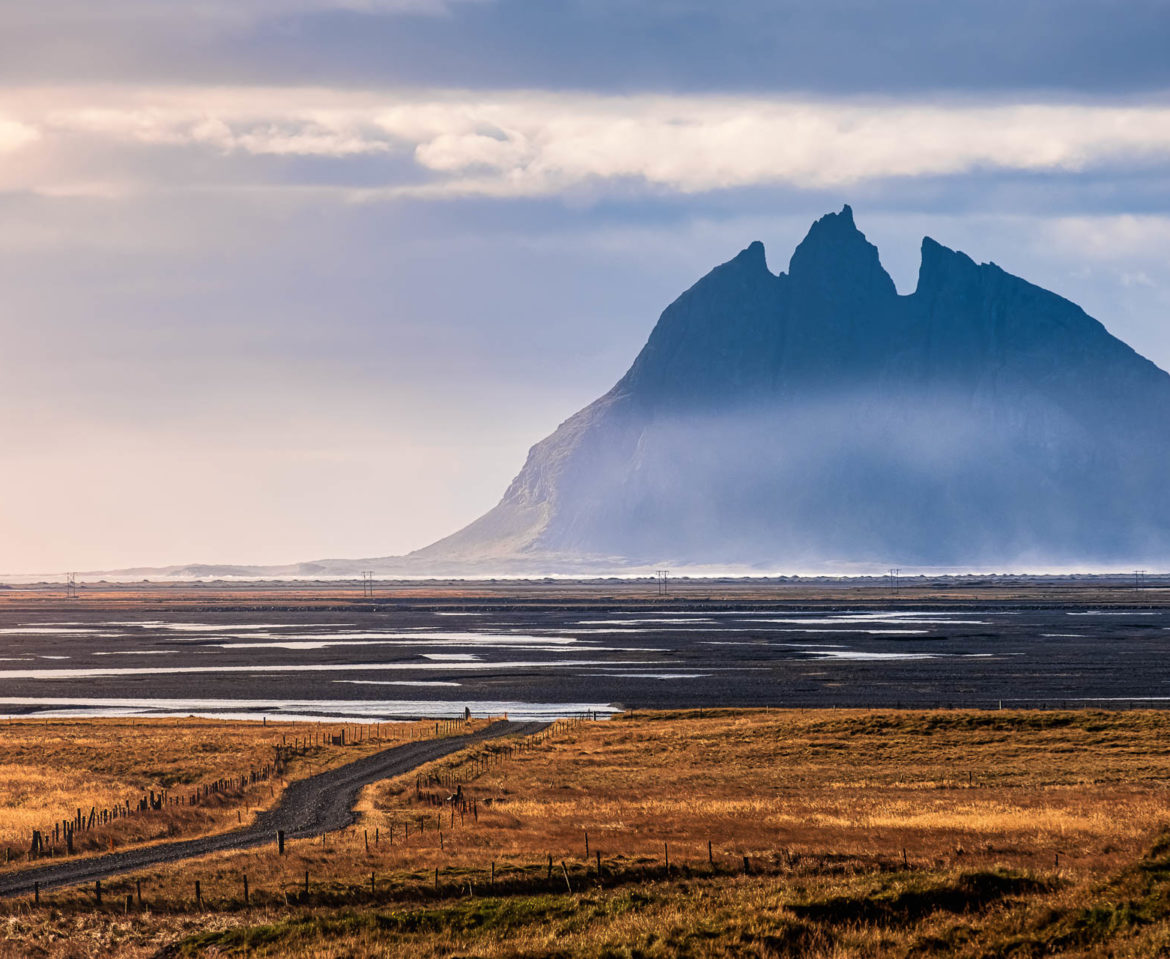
xmin=0 ymin=720 xmax=545 ymax=897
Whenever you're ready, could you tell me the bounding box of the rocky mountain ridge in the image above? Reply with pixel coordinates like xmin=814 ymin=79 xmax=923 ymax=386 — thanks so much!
xmin=410 ymin=206 xmax=1170 ymax=570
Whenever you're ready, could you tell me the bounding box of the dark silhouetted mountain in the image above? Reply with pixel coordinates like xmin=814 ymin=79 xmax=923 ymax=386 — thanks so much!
xmin=411 ymin=206 xmax=1170 ymax=571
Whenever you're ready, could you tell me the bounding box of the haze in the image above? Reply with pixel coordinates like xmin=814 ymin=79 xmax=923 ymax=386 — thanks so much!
xmin=2 ymin=1 xmax=1170 ymax=572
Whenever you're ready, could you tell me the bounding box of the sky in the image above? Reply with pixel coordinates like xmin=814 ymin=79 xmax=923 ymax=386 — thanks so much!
xmin=2 ymin=0 xmax=1169 ymax=572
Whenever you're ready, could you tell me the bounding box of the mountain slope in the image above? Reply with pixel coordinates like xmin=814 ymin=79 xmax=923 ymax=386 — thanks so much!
xmin=412 ymin=206 xmax=1170 ymax=571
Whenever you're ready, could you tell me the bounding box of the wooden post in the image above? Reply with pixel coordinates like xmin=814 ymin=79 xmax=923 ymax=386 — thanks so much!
xmin=664 ymin=842 xmax=669 ymax=873
xmin=277 ymin=830 xmax=285 ymax=855
xmin=364 ymin=829 xmax=369 ymax=852
xmin=596 ymin=849 xmax=602 ymax=878
xmin=136 ymin=879 xmax=142 ymax=907
xmin=434 ymin=867 xmax=439 ymax=890
xmin=902 ymin=847 xmax=908 ymax=868
xmin=33 ymin=881 xmax=39 ymax=906
xmin=195 ymin=880 xmax=202 ymax=909
xmin=491 ymin=860 xmax=496 ymax=886
xmin=370 ymin=872 xmax=375 ymax=896
xmin=547 ymin=854 xmax=552 ymax=881
xmin=708 ymin=840 xmax=713 ymax=865
xmin=742 ymin=855 xmax=750 ymax=875
xmin=560 ymin=860 xmax=572 ymax=893
xmin=304 ymin=870 xmax=309 ymax=895
xmin=584 ymin=830 xmax=589 ymax=858
xmin=95 ymin=879 xmax=102 ymax=906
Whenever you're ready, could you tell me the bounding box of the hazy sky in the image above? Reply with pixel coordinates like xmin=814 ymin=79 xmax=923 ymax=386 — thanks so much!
xmin=2 ymin=1 xmax=1169 ymax=572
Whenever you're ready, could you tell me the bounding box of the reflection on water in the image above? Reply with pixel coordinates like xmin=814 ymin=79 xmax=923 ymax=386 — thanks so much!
xmin=0 ymin=696 xmax=618 ymax=722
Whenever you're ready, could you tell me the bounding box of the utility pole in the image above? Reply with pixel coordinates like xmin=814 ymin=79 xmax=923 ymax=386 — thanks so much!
xmin=65 ymin=572 xmax=78 ymax=600
xmin=656 ymin=570 xmax=669 ymax=597
xmin=888 ymin=568 xmax=901 ymax=597
xmin=1135 ymin=570 xmax=1147 ymax=591
xmin=361 ymin=571 xmax=374 ymax=599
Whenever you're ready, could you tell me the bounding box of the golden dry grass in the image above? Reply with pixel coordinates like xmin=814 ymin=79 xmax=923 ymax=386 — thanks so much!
xmin=360 ymin=709 xmax=1170 ymax=878
xmin=0 ymin=717 xmax=474 ymax=868
xmin=8 ymin=709 xmax=1170 ymax=958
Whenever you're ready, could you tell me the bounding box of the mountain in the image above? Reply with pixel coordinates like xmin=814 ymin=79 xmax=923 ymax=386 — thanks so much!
xmin=410 ymin=205 xmax=1170 ymax=571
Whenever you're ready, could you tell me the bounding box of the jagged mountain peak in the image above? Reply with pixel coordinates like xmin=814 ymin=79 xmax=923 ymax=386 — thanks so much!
xmin=788 ymin=204 xmax=897 ymax=303
xmin=737 ymin=239 xmax=769 ymax=268
xmin=412 ymin=206 xmax=1170 ymax=572
xmin=916 ymin=235 xmax=983 ymax=293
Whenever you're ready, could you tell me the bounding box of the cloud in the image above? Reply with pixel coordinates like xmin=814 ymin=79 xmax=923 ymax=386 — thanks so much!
xmin=8 ymin=1 xmax=486 ymax=25
xmin=377 ymin=96 xmax=1170 ymax=197
xmin=1040 ymin=215 xmax=1170 ymax=264
xmin=56 ymin=106 xmax=392 ymax=158
xmin=0 ymin=117 xmax=39 ymax=152
xmin=4 ymin=2 xmax=1168 ymax=97
xmin=5 ymin=87 xmax=1170 ymax=200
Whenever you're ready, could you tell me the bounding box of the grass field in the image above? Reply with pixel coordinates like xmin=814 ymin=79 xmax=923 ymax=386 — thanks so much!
xmin=0 ymin=717 xmax=475 ymax=868
xmin=5 ymin=708 xmax=1170 ymax=957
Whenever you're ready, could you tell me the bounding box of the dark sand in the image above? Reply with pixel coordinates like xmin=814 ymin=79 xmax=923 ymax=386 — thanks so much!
xmin=0 ymin=579 xmax=1166 ymax=717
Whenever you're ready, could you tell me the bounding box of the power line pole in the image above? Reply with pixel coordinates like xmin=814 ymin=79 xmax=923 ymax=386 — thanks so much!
xmin=361 ymin=571 xmax=374 ymax=599
xmin=656 ymin=570 xmax=669 ymax=597
xmin=888 ymin=568 xmax=901 ymax=597
xmin=65 ymin=573 xmax=78 ymax=600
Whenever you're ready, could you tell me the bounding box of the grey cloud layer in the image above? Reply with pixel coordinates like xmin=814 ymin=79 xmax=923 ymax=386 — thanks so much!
xmin=3 ymin=1 xmax=1168 ymax=94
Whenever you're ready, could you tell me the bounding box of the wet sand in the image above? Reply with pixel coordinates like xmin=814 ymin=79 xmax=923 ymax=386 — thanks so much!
xmin=0 ymin=580 xmax=1166 ymax=718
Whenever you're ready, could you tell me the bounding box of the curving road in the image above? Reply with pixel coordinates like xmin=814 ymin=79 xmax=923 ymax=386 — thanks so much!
xmin=0 ymin=720 xmax=545 ymax=897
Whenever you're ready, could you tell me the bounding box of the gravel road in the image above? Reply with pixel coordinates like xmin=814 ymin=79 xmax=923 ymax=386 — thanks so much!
xmin=0 ymin=719 xmax=545 ymax=897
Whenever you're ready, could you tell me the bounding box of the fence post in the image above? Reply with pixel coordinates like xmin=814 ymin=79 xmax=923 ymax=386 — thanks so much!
xmin=95 ymin=879 xmax=102 ymax=906
xmin=243 ymin=873 xmax=249 ymax=905
xmin=277 ymin=830 xmax=285 ymax=855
